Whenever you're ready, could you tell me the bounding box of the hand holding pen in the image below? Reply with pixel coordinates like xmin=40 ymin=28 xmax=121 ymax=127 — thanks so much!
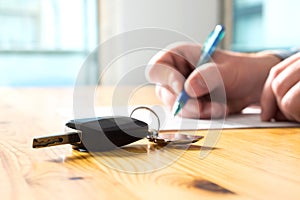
xmin=146 ymin=25 xmax=282 ymax=119
xmin=172 ymin=25 xmax=225 ymax=116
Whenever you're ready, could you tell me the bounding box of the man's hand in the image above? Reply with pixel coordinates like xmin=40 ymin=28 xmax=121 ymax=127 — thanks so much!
xmin=146 ymin=43 xmax=281 ymax=119
xmin=261 ymin=52 xmax=300 ymax=122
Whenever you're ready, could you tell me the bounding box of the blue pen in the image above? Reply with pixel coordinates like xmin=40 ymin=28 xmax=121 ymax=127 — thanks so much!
xmin=172 ymin=25 xmax=225 ymax=116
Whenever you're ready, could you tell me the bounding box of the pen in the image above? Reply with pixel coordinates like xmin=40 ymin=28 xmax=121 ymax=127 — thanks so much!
xmin=172 ymin=25 xmax=225 ymax=116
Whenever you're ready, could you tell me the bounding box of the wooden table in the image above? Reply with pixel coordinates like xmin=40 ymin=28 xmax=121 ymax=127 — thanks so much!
xmin=1 ymin=86 xmax=300 ymax=200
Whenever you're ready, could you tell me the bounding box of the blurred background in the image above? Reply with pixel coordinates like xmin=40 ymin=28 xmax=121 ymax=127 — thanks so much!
xmin=1 ymin=0 xmax=300 ymax=87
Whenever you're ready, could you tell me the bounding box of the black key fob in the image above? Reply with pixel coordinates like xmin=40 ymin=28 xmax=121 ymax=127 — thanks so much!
xmin=65 ymin=116 xmax=148 ymax=151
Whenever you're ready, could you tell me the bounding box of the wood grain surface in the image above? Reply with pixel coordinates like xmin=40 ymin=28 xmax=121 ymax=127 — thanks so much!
xmin=0 ymin=86 xmax=299 ymax=200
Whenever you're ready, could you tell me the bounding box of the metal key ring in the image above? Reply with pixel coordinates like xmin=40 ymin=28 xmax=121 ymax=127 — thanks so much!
xmin=130 ymin=106 xmax=161 ymax=132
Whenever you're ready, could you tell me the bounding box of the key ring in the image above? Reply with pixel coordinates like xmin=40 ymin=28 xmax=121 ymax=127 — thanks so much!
xmin=130 ymin=106 xmax=161 ymax=140
xmin=130 ymin=106 xmax=160 ymax=131
xmin=130 ymin=106 xmax=203 ymax=145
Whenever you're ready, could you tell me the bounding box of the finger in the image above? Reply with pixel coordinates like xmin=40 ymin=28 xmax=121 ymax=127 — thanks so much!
xmin=146 ymin=43 xmax=200 ymax=81
xmin=280 ymin=81 xmax=300 ymax=122
xmin=179 ymin=98 xmax=228 ymax=119
xmin=177 ymin=98 xmax=201 ymax=118
xmin=147 ymin=63 xmax=186 ymax=94
xmin=261 ymin=71 xmax=278 ymax=121
xmin=155 ymin=85 xmax=176 ymax=111
xmin=184 ymin=63 xmax=224 ymax=98
xmin=271 ymin=59 xmax=300 ymax=103
xmin=270 ymin=52 xmax=300 ymax=74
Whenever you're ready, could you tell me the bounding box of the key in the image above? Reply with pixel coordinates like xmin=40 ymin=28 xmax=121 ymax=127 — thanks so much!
xmin=148 ymin=132 xmax=203 ymax=145
xmin=32 ymin=131 xmax=81 ymax=148
xmin=32 ymin=116 xmax=204 ymax=152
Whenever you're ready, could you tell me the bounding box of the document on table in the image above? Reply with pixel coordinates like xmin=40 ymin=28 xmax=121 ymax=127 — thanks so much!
xmin=59 ymin=106 xmax=300 ymax=131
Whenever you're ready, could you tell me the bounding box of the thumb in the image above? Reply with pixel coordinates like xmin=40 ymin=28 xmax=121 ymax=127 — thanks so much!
xmin=184 ymin=63 xmax=223 ymax=98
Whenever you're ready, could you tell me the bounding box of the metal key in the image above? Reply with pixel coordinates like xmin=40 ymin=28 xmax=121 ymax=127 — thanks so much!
xmin=32 ymin=131 xmax=81 ymax=148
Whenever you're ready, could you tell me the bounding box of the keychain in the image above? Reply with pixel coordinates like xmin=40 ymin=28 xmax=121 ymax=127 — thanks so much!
xmin=32 ymin=106 xmax=203 ymax=151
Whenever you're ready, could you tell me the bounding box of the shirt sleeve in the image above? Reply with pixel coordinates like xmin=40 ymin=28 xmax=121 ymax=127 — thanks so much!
xmin=268 ymin=48 xmax=300 ymax=60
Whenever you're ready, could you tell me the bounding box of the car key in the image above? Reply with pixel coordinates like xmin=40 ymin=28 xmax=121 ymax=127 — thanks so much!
xmin=32 ymin=107 xmax=204 ymax=152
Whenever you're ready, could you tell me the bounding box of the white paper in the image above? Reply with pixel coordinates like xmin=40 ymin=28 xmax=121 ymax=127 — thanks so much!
xmin=58 ymin=106 xmax=300 ymax=131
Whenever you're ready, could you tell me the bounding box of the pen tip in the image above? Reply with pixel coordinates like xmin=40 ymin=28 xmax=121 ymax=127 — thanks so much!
xmin=171 ymin=102 xmax=181 ymax=117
